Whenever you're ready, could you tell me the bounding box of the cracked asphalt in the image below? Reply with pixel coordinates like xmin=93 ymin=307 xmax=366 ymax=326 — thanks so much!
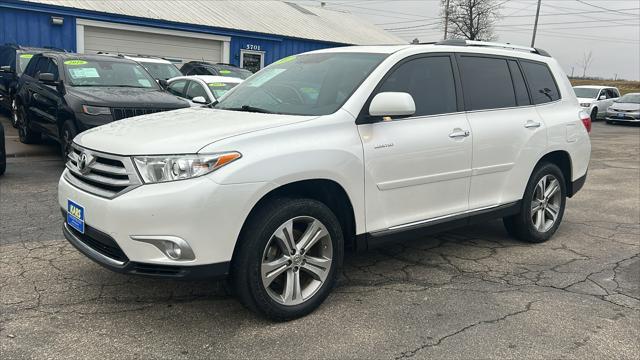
xmin=1 ymin=115 xmax=639 ymax=359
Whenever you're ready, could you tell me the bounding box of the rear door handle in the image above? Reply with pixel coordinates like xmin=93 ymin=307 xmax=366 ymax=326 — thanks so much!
xmin=449 ymin=128 xmax=470 ymax=138
xmin=525 ymin=120 xmax=541 ymax=128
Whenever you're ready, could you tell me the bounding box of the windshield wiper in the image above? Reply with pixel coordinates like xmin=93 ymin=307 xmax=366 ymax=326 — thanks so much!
xmin=223 ymin=105 xmax=275 ymax=114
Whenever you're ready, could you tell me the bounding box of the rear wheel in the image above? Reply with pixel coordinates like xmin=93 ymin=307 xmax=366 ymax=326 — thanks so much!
xmin=60 ymin=120 xmax=78 ymax=160
xmin=504 ymin=162 xmax=566 ymax=243
xmin=17 ymin=104 xmax=41 ymax=144
xmin=233 ymin=197 xmax=343 ymax=321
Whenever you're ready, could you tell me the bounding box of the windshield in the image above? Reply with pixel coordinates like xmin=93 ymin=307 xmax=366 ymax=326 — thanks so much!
xmin=139 ymin=61 xmax=182 ymax=80
xmin=573 ymin=87 xmax=600 ymax=99
xmin=616 ymin=93 xmax=640 ymax=104
xmin=214 ymin=66 xmax=253 ymax=79
xmin=17 ymin=52 xmax=36 ymax=74
xmin=208 ymin=82 xmax=239 ymax=99
xmin=64 ymin=59 xmax=159 ymax=88
xmin=214 ymin=53 xmax=388 ymax=116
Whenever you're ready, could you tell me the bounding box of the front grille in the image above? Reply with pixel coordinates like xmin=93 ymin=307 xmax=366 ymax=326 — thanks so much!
xmin=111 ymin=107 xmax=171 ymax=121
xmin=64 ymin=144 xmax=141 ymax=199
xmin=131 ymin=263 xmax=185 ymax=276
xmin=66 ymin=220 xmax=129 ymax=262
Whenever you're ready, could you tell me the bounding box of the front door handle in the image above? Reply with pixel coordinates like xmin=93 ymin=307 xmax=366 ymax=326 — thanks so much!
xmin=449 ymin=128 xmax=470 ymax=138
xmin=525 ymin=120 xmax=541 ymax=128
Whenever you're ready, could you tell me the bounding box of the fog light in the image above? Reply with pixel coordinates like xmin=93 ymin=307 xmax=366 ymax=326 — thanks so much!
xmin=130 ymin=235 xmax=195 ymax=261
xmin=165 ymin=241 xmax=182 ymax=259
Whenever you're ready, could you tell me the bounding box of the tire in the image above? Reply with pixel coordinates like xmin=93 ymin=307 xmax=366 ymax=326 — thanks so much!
xmin=59 ymin=120 xmax=78 ymax=160
xmin=590 ymin=108 xmax=598 ymax=122
xmin=503 ymin=162 xmax=566 ymax=243
xmin=232 ymin=197 xmax=344 ymax=321
xmin=11 ymin=98 xmax=19 ymax=128
xmin=17 ymin=104 xmax=41 ymax=144
xmin=606 ymin=120 xmax=612 ymax=125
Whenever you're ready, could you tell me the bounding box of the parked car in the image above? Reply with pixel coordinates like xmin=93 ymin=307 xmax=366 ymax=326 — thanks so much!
xmin=59 ymin=41 xmax=590 ymax=320
xmin=606 ymin=93 xmax=640 ymax=124
xmin=0 ymin=44 xmax=64 ymax=128
xmin=180 ymin=61 xmax=253 ymax=79
xmin=14 ymin=52 xmax=189 ymax=158
xmin=0 ymin=121 xmax=5 ymax=176
xmin=573 ymin=85 xmax=620 ymax=120
xmin=166 ymin=75 xmax=242 ymax=106
xmin=98 ymin=53 xmax=182 ymax=81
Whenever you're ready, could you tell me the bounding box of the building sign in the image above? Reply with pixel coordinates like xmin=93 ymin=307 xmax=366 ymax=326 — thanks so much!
xmin=245 ymin=44 xmax=261 ymax=51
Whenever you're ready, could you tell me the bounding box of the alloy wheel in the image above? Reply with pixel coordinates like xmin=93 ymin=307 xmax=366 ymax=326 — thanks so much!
xmin=11 ymin=100 xmax=18 ymax=127
xmin=261 ymin=216 xmax=333 ymax=306
xmin=531 ymin=174 xmax=562 ymax=232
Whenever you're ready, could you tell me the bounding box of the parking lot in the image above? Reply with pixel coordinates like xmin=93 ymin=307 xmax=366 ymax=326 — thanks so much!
xmin=0 ymin=114 xmax=638 ymax=358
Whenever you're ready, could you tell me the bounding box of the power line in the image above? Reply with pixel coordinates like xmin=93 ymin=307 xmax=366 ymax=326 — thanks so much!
xmin=574 ymin=0 xmax=640 ymax=16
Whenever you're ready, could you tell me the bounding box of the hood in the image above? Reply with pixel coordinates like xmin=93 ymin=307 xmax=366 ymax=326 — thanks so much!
xmin=74 ymin=107 xmax=316 ymax=155
xmin=67 ymin=86 xmax=188 ymax=108
xmin=609 ymin=102 xmax=640 ymax=111
xmin=576 ymin=97 xmax=595 ymax=104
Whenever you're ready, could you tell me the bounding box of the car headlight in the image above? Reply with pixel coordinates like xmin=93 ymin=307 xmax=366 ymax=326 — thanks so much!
xmin=133 ymin=152 xmax=241 ymax=183
xmin=82 ymin=105 xmax=112 ymax=116
xmin=579 ymin=103 xmax=592 ymax=108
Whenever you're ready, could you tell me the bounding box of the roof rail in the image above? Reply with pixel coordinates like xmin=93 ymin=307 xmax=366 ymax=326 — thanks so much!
xmin=435 ymin=39 xmax=551 ymax=57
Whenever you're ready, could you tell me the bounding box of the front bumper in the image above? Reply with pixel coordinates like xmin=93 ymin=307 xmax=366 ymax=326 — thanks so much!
xmin=605 ymin=112 xmax=640 ymax=122
xmin=58 ymin=171 xmax=267 ymax=275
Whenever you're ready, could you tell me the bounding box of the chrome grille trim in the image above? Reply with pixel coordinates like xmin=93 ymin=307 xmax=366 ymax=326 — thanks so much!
xmin=64 ymin=144 xmax=141 ymax=199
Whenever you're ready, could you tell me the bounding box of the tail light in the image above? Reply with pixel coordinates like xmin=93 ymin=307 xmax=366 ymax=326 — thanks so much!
xmin=579 ymin=110 xmax=591 ymax=133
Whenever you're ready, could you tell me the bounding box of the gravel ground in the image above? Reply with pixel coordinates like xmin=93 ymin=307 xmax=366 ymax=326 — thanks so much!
xmin=1 ymin=115 xmax=638 ymax=359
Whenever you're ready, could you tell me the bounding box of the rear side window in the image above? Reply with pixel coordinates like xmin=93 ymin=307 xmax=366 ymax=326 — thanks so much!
xmin=520 ymin=60 xmax=560 ymax=104
xmin=459 ymin=56 xmax=516 ymax=111
xmin=0 ymin=48 xmax=14 ymax=67
xmin=377 ymin=56 xmax=457 ymax=116
xmin=508 ymin=60 xmax=530 ymax=106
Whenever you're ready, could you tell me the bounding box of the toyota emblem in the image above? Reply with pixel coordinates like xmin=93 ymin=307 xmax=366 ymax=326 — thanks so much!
xmin=78 ymin=153 xmax=89 ymax=174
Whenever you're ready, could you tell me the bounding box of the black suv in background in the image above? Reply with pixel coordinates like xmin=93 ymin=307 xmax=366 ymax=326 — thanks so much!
xmin=14 ymin=53 xmax=189 ymax=158
xmin=0 ymin=44 xmax=64 ymax=127
xmin=179 ymin=61 xmax=253 ymax=79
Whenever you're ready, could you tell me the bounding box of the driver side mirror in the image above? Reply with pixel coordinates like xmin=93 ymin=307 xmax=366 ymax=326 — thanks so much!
xmin=158 ymin=79 xmax=168 ymax=89
xmin=599 ymin=95 xmax=606 ymax=100
xmin=192 ymin=96 xmax=209 ymax=105
xmin=369 ymin=92 xmax=416 ymax=119
xmin=0 ymin=65 xmax=13 ymax=73
xmin=37 ymin=72 xmax=57 ymax=84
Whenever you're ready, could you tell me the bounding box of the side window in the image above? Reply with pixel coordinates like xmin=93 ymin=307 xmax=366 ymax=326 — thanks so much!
xmin=0 ymin=48 xmax=12 ymax=67
xmin=32 ymin=57 xmax=49 ymax=78
xmin=520 ymin=60 xmax=561 ymax=104
xmin=191 ymin=66 xmax=212 ymax=76
xmin=508 ymin=60 xmax=531 ymax=106
xmin=186 ymin=81 xmax=209 ymax=100
xmin=167 ymin=79 xmax=187 ymax=97
xmin=46 ymin=59 xmax=59 ymax=80
xmin=459 ymin=56 xmax=516 ymax=110
xmin=613 ymin=89 xmax=620 ymax=98
xmin=377 ymin=56 xmax=457 ymax=116
xmin=23 ymin=56 xmax=40 ymax=77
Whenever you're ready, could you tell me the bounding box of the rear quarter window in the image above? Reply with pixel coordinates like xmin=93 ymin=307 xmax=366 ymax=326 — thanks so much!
xmin=458 ymin=56 xmax=517 ymax=111
xmin=520 ymin=60 xmax=561 ymax=104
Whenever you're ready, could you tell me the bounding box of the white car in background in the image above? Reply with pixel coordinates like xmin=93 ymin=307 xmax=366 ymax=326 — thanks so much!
xmin=97 ymin=53 xmax=183 ymax=81
xmin=573 ymin=85 xmax=620 ymax=120
xmin=166 ymin=75 xmax=243 ymax=106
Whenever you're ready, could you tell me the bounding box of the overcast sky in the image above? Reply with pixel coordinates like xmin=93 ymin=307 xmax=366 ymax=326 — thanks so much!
xmin=294 ymin=0 xmax=640 ymax=80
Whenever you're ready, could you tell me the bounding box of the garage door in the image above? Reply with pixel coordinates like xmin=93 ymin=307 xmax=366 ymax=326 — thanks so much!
xmin=83 ymin=26 xmax=223 ymax=64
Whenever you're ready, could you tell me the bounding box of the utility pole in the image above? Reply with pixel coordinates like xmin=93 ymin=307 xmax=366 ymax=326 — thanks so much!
xmin=444 ymin=0 xmax=450 ymax=40
xmin=531 ymin=0 xmax=542 ymax=47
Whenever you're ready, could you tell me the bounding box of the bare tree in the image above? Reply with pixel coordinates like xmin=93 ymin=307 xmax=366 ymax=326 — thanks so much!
xmin=441 ymin=0 xmax=503 ymax=41
xmin=580 ymin=50 xmax=593 ymax=78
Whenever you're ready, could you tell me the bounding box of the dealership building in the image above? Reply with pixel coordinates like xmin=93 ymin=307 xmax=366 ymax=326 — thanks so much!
xmin=0 ymin=0 xmax=402 ymax=72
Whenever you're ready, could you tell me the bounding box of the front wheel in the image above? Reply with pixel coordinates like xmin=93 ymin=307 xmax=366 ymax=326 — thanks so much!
xmin=590 ymin=108 xmax=598 ymax=122
xmin=59 ymin=120 xmax=78 ymax=160
xmin=17 ymin=104 xmax=41 ymax=144
xmin=11 ymin=99 xmax=19 ymax=128
xmin=232 ymin=197 xmax=343 ymax=321
xmin=504 ymin=163 xmax=566 ymax=243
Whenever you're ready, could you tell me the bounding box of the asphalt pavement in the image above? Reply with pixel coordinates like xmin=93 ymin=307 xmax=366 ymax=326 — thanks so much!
xmin=0 ymin=114 xmax=638 ymax=359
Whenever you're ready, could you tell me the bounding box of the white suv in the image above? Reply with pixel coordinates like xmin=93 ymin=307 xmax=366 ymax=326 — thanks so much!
xmin=573 ymin=85 xmax=620 ymax=120
xmin=59 ymin=40 xmax=591 ymax=320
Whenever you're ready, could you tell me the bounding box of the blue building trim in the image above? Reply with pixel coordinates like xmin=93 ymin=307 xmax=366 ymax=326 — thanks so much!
xmin=1 ymin=0 xmax=346 ymax=67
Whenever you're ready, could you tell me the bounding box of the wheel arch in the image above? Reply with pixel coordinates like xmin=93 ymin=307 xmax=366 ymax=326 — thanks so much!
xmin=233 ymin=178 xmax=359 ymax=262
xmin=534 ymin=150 xmax=575 ymax=197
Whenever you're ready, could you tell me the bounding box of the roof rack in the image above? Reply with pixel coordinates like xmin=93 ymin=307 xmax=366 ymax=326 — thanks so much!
xmin=434 ymin=39 xmax=550 ymax=57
